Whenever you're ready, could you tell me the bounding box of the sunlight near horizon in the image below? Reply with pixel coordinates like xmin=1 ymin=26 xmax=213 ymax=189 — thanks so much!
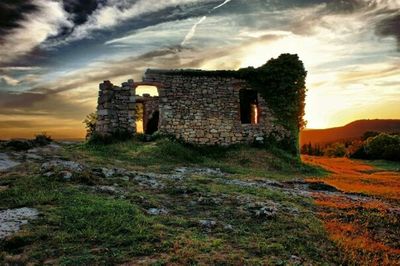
xmin=135 ymin=85 xmax=159 ymax=96
xmin=240 ymin=35 xmax=399 ymax=129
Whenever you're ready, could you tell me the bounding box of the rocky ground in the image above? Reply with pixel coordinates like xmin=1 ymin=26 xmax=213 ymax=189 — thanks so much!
xmin=0 ymin=139 xmax=399 ymax=265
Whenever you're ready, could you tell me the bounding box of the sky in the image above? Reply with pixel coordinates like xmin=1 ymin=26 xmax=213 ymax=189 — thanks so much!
xmin=0 ymin=0 xmax=399 ymax=139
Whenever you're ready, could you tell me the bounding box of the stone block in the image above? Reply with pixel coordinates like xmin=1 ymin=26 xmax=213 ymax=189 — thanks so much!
xmin=97 ymin=109 xmax=109 ymax=116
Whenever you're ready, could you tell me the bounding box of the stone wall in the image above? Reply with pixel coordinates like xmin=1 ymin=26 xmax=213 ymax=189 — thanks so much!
xmin=95 ymin=69 xmax=291 ymax=146
xmin=143 ymin=69 xmax=290 ymax=146
xmin=95 ymin=79 xmax=136 ymax=136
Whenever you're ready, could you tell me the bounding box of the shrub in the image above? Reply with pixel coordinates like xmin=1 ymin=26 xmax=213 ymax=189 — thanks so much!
xmin=324 ymin=143 xmax=346 ymax=158
xmin=34 ymin=132 xmax=52 ymax=146
xmin=4 ymin=133 xmax=53 ymax=151
xmin=83 ymin=112 xmax=98 ymax=139
xmin=347 ymin=140 xmax=368 ymax=159
xmin=301 ymin=143 xmax=324 ymax=156
xmin=362 ymin=131 xmax=380 ymax=141
xmin=365 ymin=133 xmax=400 ymax=161
xmin=5 ymin=140 xmax=34 ymax=151
xmin=87 ymin=129 xmax=133 ymax=145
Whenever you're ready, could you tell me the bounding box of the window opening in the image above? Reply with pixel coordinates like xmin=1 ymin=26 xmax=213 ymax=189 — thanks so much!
xmin=240 ymin=89 xmax=259 ymax=124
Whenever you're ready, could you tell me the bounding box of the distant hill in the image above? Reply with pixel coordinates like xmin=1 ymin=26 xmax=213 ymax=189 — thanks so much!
xmin=300 ymin=119 xmax=400 ymax=146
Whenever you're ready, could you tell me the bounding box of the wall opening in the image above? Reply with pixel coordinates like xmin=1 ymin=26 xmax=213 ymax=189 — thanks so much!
xmin=134 ymin=85 xmax=160 ymax=135
xmin=145 ymin=111 xmax=159 ymax=134
xmin=239 ymin=89 xmax=259 ymax=124
xmin=135 ymin=85 xmax=159 ymax=96
xmin=135 ymin=102 xmax=144 ymax=133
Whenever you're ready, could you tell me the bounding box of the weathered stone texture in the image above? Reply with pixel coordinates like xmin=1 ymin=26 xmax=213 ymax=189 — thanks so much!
xmin=95 ymin=69 xmax=290 ymax=146
xmin=96 ymin=79 xmax=136 ymax=135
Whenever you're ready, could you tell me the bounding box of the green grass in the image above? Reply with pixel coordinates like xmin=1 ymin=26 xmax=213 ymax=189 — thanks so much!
xmin=0 ymin=138 xmax=341 ymax=264
xmin=0 ymin=174 xmax=162 ymax=265
xmin=363 ymin=159 xmax=400 ymax=171
xmin=64 ymin=138 xmax=326 ymax=180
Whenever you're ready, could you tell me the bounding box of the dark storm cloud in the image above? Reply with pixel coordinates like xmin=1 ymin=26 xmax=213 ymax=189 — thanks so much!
xmin=0 ymin=0 xmax=105 ymax=40
xmin=376 ymin=13 xmax=400 ymax=49
xmin=0 ymin=0 xmax=38 ymax=36
xmin=63 ymin=0 xmax=106 ymax=25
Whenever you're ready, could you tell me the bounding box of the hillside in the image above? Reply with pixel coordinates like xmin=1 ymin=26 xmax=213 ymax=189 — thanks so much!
xmin=300 ymin=119 xmax=400 ymax=145
xmin=0 ymin=138 xmax=399 ymax=264
xmin=0 ymin=138 xmax=337 ymax=265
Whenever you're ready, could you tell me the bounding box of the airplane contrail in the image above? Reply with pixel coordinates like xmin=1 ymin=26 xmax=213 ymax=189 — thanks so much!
xmin=212 ymin=0 xmax=232 ymax=10
xmin=181 ymin=16 xmax=207 ymax=46
xmin=181 ymin=0 xmax=232 ymax=46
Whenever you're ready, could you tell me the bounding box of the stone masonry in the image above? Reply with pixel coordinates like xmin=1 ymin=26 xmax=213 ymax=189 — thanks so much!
xmin=96 ymin=79 xmax=136 ymax=136
xmin=95 ymin=69 xmax=290 ymax=146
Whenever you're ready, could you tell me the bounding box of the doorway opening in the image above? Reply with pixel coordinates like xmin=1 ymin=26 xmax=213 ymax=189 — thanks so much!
xmin=134 ymin=85 xmax=160 ymax=134
xmin=145 ymin=111 xmax=159 ymax=134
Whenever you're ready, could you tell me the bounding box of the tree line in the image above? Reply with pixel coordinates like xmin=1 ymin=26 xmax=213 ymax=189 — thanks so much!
xmin=301 ymin=131 xmax=400 ymax=161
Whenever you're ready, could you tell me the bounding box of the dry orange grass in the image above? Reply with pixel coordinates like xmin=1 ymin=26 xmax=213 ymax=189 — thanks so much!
xmin=313 ymin=194 xmax=389 ymax=210
xmin=303 ymin=155 xmax=400 ymax=200
xmin=325 ymin=220 xmax=400 ymax=265
xmin=302 ymin=156 xmax=400 ymax=265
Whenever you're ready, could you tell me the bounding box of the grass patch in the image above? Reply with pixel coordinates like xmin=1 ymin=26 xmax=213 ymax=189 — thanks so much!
xmin=363 ymin=159 xmax=400 ymax=171
xmin=0 ymin=175 xmax=163 ymax=265
xmin=65 ymin=138 xmax=325 ymax=180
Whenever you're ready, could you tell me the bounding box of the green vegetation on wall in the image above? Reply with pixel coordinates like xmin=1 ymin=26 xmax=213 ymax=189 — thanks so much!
xmin=237 ymin=54 xmax=307 ymax=132
xmin=238 ymin=54 xmax=307 ymax=155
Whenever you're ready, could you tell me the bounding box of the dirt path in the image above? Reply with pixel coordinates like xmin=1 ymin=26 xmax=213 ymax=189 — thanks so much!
xmin=303 ymin=156 xmax=400 ymax=265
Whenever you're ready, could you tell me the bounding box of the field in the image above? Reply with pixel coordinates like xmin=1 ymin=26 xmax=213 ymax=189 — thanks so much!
xmin=304 ymin=156 xmax=400 ymax=265
xmin=0 ymin=138 xmax=398 ymax=265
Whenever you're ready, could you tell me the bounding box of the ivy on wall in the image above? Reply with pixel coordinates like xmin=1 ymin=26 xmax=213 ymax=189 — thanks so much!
xmin=238 ymin=54 xmax=307 ymax=154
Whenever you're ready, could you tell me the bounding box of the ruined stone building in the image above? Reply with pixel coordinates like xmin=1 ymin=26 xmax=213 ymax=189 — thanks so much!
xmin=95 ymin=69 xmax=291 ymax=146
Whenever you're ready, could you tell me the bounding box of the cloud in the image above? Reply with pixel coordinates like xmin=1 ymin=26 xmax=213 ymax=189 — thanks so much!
xmin=0 ymin=1 xmax=38 ymax=36
xmin=0 ymin=66 xmax=42 ymax=71
xmin=62 ymin=0 xmax=106 ymax=26
xmin=64 ymin=0 xmax=213 ymax=43
xmin=0 ymin=75 xmax=19 ymax=86
xmin=375 ymin=13 xmax=400 ymax=49
xmin=338 ymin=62 xmax=400 ymax=83
xmin=0 ymin=0 xmax=72 ymax=65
